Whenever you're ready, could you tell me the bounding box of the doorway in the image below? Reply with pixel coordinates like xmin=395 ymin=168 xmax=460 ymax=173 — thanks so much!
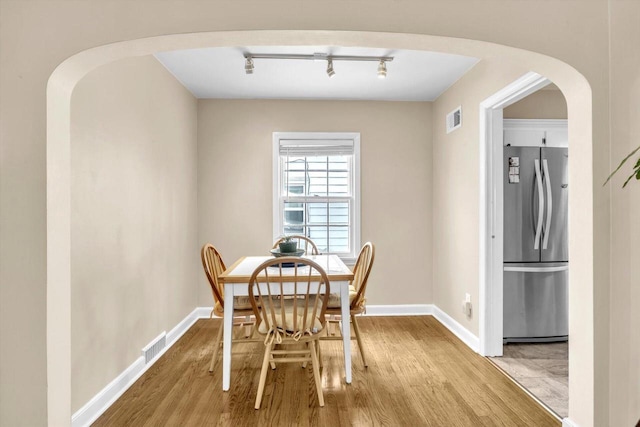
xmin=479 ymin=73 xmax=569 ymax=418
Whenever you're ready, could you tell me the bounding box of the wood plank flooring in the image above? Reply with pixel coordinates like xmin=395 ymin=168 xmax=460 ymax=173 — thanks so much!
xmin=94 ymin=316 xmax=560 ymax=426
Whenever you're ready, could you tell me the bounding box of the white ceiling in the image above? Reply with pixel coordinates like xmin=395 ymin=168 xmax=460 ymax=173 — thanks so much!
xmin=154 ymin=46 xmax=480 ymax=102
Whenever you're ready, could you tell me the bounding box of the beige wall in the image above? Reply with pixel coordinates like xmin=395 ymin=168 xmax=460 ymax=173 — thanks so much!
xmin=0 ymin=0 xmax=631 ymax=425
xmin=503 ymin=88 xmax=567 ymax=119
xmin=197 ymin=100 xmax=433 ymax=307
xmin=70 ymin=56 xmax=198 ymax=411
xmin=432 ymin=59 xmax=529 ymax=335
xmin=609 ymin=1 xmax=640 ymax=425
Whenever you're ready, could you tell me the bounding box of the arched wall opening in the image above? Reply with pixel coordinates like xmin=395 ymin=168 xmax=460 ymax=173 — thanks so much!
xmin=47 ymin=30 xmax=594 ymax=426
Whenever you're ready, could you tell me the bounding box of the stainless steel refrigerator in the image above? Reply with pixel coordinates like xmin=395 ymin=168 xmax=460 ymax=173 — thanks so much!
xmin=503 ymin=146 xmax=569 ymax=342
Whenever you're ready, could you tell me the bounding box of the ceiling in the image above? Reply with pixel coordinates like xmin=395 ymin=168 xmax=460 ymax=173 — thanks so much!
xmin=154 ymin=46 xmax=480 ymax=102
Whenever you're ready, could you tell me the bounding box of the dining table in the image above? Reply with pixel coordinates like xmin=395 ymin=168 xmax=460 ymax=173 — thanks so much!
xmin=217 ymin=254 xmax=355 ymax=391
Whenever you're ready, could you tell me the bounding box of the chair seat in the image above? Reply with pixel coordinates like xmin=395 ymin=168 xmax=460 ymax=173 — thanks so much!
xmin=213 ymin=295 xmax=255 ymax=315
xmin=256 ymin=310 xmax=324 ymax=335
xmin=326 ymin=285 xmax=358 ymax=308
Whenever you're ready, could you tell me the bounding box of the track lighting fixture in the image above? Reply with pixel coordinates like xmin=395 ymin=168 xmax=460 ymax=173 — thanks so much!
xmin=244 ymin=56 xmax=254 ymax=74
xmin=243 ymin=53 xmax=393 ymax=78
xmin=377 ymin=60 xmax=387 ymax=79
xmin=326 ymin=59 xmax=335 ymax=78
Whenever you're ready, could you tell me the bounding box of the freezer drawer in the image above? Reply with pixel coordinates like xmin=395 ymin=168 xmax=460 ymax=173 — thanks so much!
xmin=503 ymin=264 xmax=568 ymax=342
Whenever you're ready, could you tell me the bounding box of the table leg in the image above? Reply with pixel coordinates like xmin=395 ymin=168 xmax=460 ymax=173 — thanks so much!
xmin=340 ymin=281 xmax=352 ymax=384
xmin=222 ymin=283 xmax=234 ymax=391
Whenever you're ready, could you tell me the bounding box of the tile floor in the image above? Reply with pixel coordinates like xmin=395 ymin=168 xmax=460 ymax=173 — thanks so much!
xmin=489 ymin=342 xmax=568 ymax=418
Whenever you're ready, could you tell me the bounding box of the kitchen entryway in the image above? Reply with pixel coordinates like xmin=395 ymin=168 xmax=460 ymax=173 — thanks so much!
xmin=489 ymin=342 xmax=568 ymax=418
xmin=481 ymin=81 xmax=570 ymax=421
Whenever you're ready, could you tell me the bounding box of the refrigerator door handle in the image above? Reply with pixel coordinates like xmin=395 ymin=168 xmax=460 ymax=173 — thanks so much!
xmin=504 ymin=265 xmax=569 ymax=273
xmin=533 ymin=159 xmax=544 ymax=250
xmin=542 ymin=159 xmax=553 ymax=250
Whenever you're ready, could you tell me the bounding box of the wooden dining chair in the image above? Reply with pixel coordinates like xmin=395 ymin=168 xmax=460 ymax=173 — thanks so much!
xmin=248 ymin=257 xmax=330 ymax=409
xmin=322 ymin=242 xmax=375 ymax=367
xmin=200 ymin=243 xmax=259 ymax=373
xmin=272 ymin=235 xmax=319 ymax=255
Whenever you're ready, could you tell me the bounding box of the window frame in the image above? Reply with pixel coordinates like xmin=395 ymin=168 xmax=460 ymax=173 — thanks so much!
xmin=273 ymin=132 xmax=361 ymax=263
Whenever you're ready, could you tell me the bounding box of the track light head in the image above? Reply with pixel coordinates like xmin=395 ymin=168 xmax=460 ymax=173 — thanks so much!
xmin=242 ymin=53 xmax=393 ymax=79
xmin=377 ymin=60 xmax=387 ymax=79
xmin=245 ymin=57 xmax=254 ymax=74
xmin=326 ymin=59 xmax=335 ymax=78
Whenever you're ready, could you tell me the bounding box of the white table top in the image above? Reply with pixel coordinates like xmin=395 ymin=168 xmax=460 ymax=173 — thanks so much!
xmin=219 ymin=254 xmax=354 ymax=283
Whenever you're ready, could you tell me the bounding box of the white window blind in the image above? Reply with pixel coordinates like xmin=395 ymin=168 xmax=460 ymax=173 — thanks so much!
xmin=273 ymin=133 xmax=360 ymax=260
xmin=279 ymin=140 xmax=354 ymax=156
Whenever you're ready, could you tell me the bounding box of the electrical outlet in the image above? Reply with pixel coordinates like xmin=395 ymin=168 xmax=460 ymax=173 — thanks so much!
xmin=464 ymin=301 xmax=472 ymax=316
xmin=462 ymin=293 xmax=472 ymax=317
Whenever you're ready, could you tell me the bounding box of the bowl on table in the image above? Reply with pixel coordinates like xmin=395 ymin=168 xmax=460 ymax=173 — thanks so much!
xmin=269 ymin=248 xmax=305 ymax=267
xmin=270 ymin=248 xmax=305 ymax=257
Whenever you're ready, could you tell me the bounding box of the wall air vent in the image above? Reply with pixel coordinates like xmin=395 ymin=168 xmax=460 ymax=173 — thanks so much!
xmin=446 ymin=106 xmax=462 ymax=134
xmin=142 ymin=331 xmax=167 ymax=364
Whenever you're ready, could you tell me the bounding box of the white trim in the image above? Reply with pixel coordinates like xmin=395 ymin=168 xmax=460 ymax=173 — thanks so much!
xmin=363 ymin=304 xmax=433 ymax=316
xmin=71 ymin=357 xmax=146 ymax=427
xmin=562 ymin=418 xmax=580 ymax=427
xmin=272 ymin=135 xmax=280 ymax=241
xmin=478 ymin=72 xmax=550 ymax=357
xmin=503 ymin=118 xmax=569 ymax=148
xmin=481 ymin=73 xmax=551 ymax=110
xmin=272 ymin=131 xmax=361 ymax=260
xmin=166 ymin=307 xmax=207 ymax=344
xmin=194 ymin=306 xmax=214 ymax=318
xmin=431 ymin=305 xmax=480 ymax=352
xmin=71 ymin=307 xmax=210 ymax=427
xmin=503 ymin=118 xmax=568 ymax=131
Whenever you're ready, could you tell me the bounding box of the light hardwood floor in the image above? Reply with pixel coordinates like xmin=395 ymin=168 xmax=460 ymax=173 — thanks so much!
xmin=94 ymin=316 xmax=560 ymax=426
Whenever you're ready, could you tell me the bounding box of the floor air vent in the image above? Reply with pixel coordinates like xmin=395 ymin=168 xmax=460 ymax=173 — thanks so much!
xmin=142 ymin=332 xmax=167 ymax=364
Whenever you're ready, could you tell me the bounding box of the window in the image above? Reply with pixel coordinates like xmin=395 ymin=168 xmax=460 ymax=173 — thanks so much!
xmin=273 ymin=132 xmax=360 ymax=262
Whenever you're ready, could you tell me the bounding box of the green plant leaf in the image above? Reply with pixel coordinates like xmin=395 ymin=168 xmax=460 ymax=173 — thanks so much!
xmin=603 ymin=145 xmax=640 ymax=187
xmin=622 ymin=164 xmax=640 ymax=188
xmin=622 ymin=172 xmax=636 ymax=188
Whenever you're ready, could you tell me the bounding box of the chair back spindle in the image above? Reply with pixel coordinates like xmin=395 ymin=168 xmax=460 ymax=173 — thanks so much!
xmin=201 ymin=244 xmax=226 ymax=309
xmin=249 ymin=257 xmax=329 ymax=344
xmin=350 ymin=242 xmax=375 ymax=310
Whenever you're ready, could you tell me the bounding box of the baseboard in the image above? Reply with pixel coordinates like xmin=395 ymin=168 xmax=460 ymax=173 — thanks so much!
xmin=72 ymin=307 xmax=211 ymax=427
xmin=562 ymin=418 xmax=580 ymax=427
xmin=167 ymin=307 xmax=210 ymax=344
xmin=72 ymin=304 xmax=480 ymax=426
xmin=71 ymin=355 xmax=146 ymax=427
xmin=364 ymin=304 xmax=433 ymax=316
xmin=431 ymin=305 xmax=480 ymax=353
xmin=344 ymin=304 xmax=480 ymax=355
